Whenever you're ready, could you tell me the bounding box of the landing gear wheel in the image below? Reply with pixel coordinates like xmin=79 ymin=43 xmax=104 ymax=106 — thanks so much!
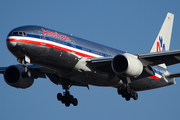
xmin=70 ymin=95 xmax=74 ymax=103
xmin=125 ymin=95 xmax=130 ymax=101
xmin=73 ymin=98 xmax=78 ymax=106
xmin=121 ymin=93 xmax=126 ymax=98
xmin=57 ymin=93 xmax=62 ymax=101
xmin=126 ymin=86 xmax=131 ymax=94
xmin=65 ymin=101 xmax=70 ymax=107
xmin=130 ymin=89 xmax=135 ymax=97
xmin=133 ymin=92 xmax=138 ymax=100
xmin=117 ymin=87 xmax=123 ymax=95
xmin=61 ymin=96 xmax=66 ymax=104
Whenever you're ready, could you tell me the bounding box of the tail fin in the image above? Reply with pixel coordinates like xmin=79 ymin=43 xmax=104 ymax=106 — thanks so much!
xmin=150 ymin=12 xmax=174 ymax=68
xmin=150 ymin=12 xmax=174 ymax=53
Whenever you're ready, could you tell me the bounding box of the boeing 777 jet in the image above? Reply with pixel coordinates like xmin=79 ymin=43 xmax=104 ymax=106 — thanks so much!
xmin=0 ymin=13 xmax=179 ymax=107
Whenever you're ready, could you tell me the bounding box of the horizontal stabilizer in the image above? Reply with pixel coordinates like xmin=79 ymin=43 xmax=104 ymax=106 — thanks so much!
xmin=166 ymin=73 xmax=180 ymax=79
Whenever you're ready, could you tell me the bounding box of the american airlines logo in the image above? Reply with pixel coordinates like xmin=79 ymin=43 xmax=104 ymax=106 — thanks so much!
xmin=156 ymin=36 xmax=165 ymax=52
xmin=42 ymin=28 xmax=71 ymax=42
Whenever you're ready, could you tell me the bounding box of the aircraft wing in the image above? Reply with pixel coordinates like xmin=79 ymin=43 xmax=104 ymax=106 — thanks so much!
xmin=0 ymin=67 xmax=6 ymax=74
xmin=88 ymin=57 xmax=114 ymax=73
xmin=138 ymin=49 xmax=180 ymax=66
xmin=88 ymin=49 xmax=180 ymax=77
xmin=0 ymin=65 xmax=88 ymax=87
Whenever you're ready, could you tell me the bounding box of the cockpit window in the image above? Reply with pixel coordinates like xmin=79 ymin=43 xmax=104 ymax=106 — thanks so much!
xmin=12 ymin=31 xmax=26 ymax=36
xmin=23 ymin=32 xmax=26 ymax=36
xmin=19 ymin=32 xmax=23 ymax=35
xmin=12 ymin=32 xmax=18 ymax=35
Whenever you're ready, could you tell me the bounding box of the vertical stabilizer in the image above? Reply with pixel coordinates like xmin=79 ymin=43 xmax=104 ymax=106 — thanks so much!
xmin=150 ymin=13 xmax=174 ymax=52
xmin=150 ymin=13 xmax=174 ymax=68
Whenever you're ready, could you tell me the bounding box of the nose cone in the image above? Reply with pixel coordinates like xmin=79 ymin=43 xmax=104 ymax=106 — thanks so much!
xmin=6 ymin=37 xmax=17 ymax=48
xmin=6 ymin=32 xmax=25 ymax=59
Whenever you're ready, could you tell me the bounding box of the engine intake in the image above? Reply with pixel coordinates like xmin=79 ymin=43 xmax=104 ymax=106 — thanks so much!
xmin=112 ymin=53 xmax=143 ymax=77
xmin=4 ymin=65 xmax=34 ymax=89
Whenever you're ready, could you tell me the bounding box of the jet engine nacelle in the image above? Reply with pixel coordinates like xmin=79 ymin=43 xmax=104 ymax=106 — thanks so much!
xmin=4 ymin=65 xmax=34 ymax=89
xmin=111 ymin=53 xmax=143 ymax=77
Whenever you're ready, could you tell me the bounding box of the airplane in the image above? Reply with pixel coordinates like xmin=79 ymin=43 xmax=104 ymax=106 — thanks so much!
xmin=0 ymin=12 xmax=179 ymax=107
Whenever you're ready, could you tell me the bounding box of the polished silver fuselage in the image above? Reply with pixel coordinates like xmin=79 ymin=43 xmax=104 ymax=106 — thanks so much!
xmin=6 ymin=25 xmax=176 ymax=91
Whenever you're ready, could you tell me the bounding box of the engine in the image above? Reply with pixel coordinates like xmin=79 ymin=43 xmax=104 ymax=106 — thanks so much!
xmin=4 ymin=65 xmax=34 ymax=89
xmin=111 ymin=53 xmax=143 ymax=77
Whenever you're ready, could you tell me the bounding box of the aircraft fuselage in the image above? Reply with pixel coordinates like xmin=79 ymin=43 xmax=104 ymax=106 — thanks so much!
xmin=6 ymin=25 xmax=176 ymax=91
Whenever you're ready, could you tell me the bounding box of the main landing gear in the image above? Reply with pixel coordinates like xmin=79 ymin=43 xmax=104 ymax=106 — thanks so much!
xmin=57 ymin=91 xmax=78 ymax=107
xmin=117 ymin=85 xmax=138 ymax=101
xmin=57 ymin=81 xmax=78 ymax=107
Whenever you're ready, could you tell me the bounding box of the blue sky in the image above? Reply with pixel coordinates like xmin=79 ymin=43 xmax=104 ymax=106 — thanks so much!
xmin=0 ymin=0 xmax=180 ymax=120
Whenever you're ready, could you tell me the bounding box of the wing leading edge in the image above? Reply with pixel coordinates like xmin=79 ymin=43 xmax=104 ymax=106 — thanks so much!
xmin=138 ymin=49 xmax=180 ymax=66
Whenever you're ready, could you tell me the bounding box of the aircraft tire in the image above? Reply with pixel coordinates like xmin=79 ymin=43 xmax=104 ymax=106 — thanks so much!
xmin=122 ymin=92 xmax=126 ymax=98
xmin=133 ymin=92 xmax=138 ymax=100
xmin=70 ymin=95 xmax=74 ymax=103
xmin=73 ymin=98 xmax=78 ymax=106
xmin=130 ymin=89 xmax=135 ymax=97
xmin=57 ymin=93 xmax=62 ymax=101
xmin=125 ymin=95 xmax=130 ymax=101
xmin=61 ymin=96 xmax=66 ymax=103
xmin=117 ymin=87 xmax=123 ymax=95
xmin=65 ymin=101 xmax=70 ymax=107
xmin=126 ymin=86 xmax=131 ymax=94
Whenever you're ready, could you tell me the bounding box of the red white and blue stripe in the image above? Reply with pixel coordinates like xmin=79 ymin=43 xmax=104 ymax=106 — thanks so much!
xmin=7 ymin=35 xmax=109 ymax=58
xmin=7 ymin=34 xmax=163 ymax=81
